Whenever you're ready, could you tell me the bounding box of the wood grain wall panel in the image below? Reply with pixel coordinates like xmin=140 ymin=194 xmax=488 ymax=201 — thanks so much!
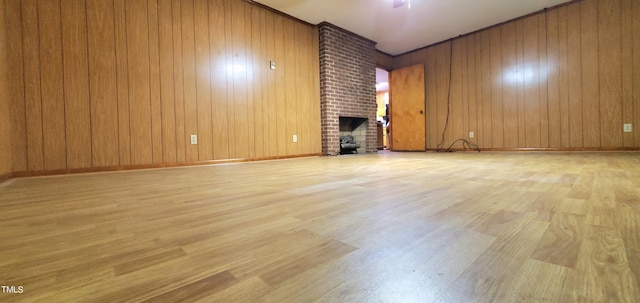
xmin=310 ymin=27 xmax=322 ymax=153
xmin=515 ymin=19 xmax=526 ymax=147
xmin=634 ymin=0 xmax=640 ymax=146
xmin=557 ymin=7 xmax=570 ymax=147
xmin=180 ymin=0 xmax=198 ymax=162
xmin=194 ymin=0 xmax=213 ymax=161
xmin=9 ymin=0 xmax=322 ymax=173
xmin=523 ymin=16 xmax=541 ymax=148
xmin=598 ymin=0 xmax=623 ymax=147
xmin=450 ymin=40 xmax=463 ymax=145
xmin=126 ymin=0 xmax=153 ymax=165
xmin=426 ymin=47 xmax=438 ymax=149
xmin=87 ymin=0 xmax=119 ymax=167
xmin=265 ymin=11 xmax=277 ymax=157
xmin=223 ymin=0 xmax=236 ymax=158
xmin=0 ymin=0 xmax=10 ymax=176
xmin=158 ymin=0 xmax=177 ymax=163
xmin=489 ymin=27 xmax=504 ymax=148
xmin=466 ymin=36 xmax=478 ymax=148
xmin=480 ymin=31 xmax=492 ymax=148
xmin=621 ymin=0 xmax=633 ymax=147
xmin=538 ymin=13 xmax=549 ymax=148
xmin=231 ymin=0 xmax=249 ymax=158
xmin=298 ymin=23 xmax=311 ymax=154
xmin=546 ymin=9 xmax=562 ymax=148
xmin=567 ymin=3 xmax=583 ymax=147
xmin=211 ymin=0 xmax=230 ymax=160
xmin=172 ymin=0 xmax=186 ymax=162
xmin=148 ymin=0 xmax=164 ymax=163
xmin=113 ymin=0 xmax=131 ymax=166
xmin=61 ymin=0 xmax=91 ymax=169
xmin=6 ymin=0 xmax=28 ymax=171
xmin=244 ymin=2 xmax=256 ymax=159
xmin=581 ymin=0 xmax=601 ymax=147
xmin=284 ymin=18 xmax=297 ymax=155
xmin=38 ymin=0 xmax=67 ymax=170
xmin=393 ymin=0 xmax=639 ymax=150
xmin=435 ymin=43 xmax=450 ymax=148
xmin=251 ymin=5 xmax=265 ymax=158
xmin=474 ymin=35 xmax=484 ymax=147
xmin=274 ymin=15 xmax=287 ymax=156
xmin=502 ymin=22 xmax=518 ymax=148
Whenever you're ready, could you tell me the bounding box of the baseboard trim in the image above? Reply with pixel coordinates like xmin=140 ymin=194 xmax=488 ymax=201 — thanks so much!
xmin=0 ymin=172 xmax=13 ymax=185
xmin=426 ymin=147 xmax=640 ymax=152
xmin=11 ymin=153 xmax=322 ymax=179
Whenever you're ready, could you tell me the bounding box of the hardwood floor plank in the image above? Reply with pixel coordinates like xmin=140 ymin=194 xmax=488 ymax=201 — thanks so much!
xmin=1 ymin=152 xmax=639 ymax=302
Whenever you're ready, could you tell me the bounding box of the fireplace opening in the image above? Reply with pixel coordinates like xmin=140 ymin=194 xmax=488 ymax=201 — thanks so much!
xmin=339 ymin=117 xmax=367 ymax=154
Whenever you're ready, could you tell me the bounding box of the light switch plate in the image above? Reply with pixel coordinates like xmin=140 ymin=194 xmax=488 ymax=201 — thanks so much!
xmin=469 ymin=131 xmax=474 ymax=138
xmin=624 ymin=124 xmax=632 ymax=133
xmin=270 ymin=61 xmax=276 ymax=70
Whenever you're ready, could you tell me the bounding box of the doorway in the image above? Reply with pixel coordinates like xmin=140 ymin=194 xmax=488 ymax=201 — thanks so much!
xmin=375 ymin=68 xmax=390 ymax=149
xmin=389 ymin=64 xmax=426 ymax=151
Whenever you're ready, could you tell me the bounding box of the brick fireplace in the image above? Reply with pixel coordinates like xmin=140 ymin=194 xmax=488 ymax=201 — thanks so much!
xmin=319 ymin=22 xmax=377 ymax=155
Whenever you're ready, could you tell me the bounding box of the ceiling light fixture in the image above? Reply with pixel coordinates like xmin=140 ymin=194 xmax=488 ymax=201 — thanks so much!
xmin=393 ymin=0 xmax=411 ymax=9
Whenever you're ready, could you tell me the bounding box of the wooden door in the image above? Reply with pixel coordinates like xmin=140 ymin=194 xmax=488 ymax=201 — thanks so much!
xmin=390 ymin=64 xmax=425 ymax=151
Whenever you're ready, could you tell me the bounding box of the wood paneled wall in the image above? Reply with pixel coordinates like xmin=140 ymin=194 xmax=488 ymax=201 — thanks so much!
xmin=6 ymin=0 xmax=321 ymax=172
xmin=0 ymin=0 xmax=12 ymax=177
xmin=394 ymin=0 xmax=640 ymax=149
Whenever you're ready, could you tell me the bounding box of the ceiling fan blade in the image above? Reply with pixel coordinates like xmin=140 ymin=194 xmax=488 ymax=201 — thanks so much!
xmin=393 ymin=0 xmax=405 ymax=8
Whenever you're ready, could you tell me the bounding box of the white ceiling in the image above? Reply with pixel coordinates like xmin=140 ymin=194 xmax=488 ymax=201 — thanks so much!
xmin=254 ymin=0 xmax=573 ymax=55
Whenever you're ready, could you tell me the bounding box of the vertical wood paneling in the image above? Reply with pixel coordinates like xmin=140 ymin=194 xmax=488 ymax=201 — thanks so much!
xmin=538 ymin=13 xmax=549 ymax=148
xmin=38 ymin=0 xmax=67 ymax=169
xmin=231 ymin=0 xmax=248 ymax=158
xmin=393 ymin=0 xmax=639 ymax=150
xmin=87 ymin=0 xmax=119 ymax=167
xmin=523 ymin=16 xmax=540 ymax=148
xmin=158 ymin=0 xmax=177 ymax=163
xmin=7 ymin=0 xmax=28 ymax=171
xmin=632 ymin=0 xmax=640 ymax=146
xmin=489 ymin=27 xmax=504 ymax=148
xmin=567 ymin=3 xmax=583 ymax=147
xmin=194 ymin=0 xmax=212 ymax=160
xmin=558 ymin=7 xmax=570 ymax=147
xmin=244 ymin=2 xmax=256 ymax=158
xmin=0 ymin=0 xmax=10 ymax=176
xmin=598 ymin=0 xmax=622 ymax=147
xmin=148 ymin=0 xmax=163 ymax=163
xmin=266 ymin=11 xmax=278 ymax=157
xmin=466 ymin=35 xmax=478 ymax=147
xmin=252 ymin=5 xmax=265 ymax=158
xmin=502 ymin=22 xmax=518 ymax=148
xmin=426 ymin=47 xmax=438 ymax=148
xmin=61 ymin=0 xmax=91 ymax=169
xmin=274 ymin=15 xmax=287 ymax=156
xmin=223 ymin=0 xmax=236 ymax=158
xmin=180 ymin=0 xmax=198 ymax=162
xmin=450 ymin=40 xmax=463 ymax=145
xmin=284 ymin=18 xmax=297 ymax=155
xmin=172 ymin=0 xmax=186 ymax=162
xmin=516 ymin=19 xmax=526 ymax=147
xmin=581 ymin=0 xmax=601 ymax=147
xmin=10 ymin=0 xmax=322 ymax=173
xmin=546 ymin=9 xmax=562 ymax=148
xmin=211 ymin=0 xmax=229 ymax=160
xmin=480 ymin=31 xmax=492 ymax=148
xmin=114 ymin=0 xmax=131 ymax=166
xmin=621 ymin=0 xmax=633 ymax=147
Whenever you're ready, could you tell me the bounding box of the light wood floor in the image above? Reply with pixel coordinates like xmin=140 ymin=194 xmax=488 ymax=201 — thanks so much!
xmin=1 ymin=152 xmax=639 ymax=302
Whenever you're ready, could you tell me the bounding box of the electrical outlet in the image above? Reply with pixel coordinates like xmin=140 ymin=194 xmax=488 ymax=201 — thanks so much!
xmin=469 ymin=131 xmax=474 ymax=138
xmin=624 ymin=124 xmax=633 ymax=133
xmin=190 ymin=135 xmax=198 ymax=145
xmin=293 ymin=135 xmax=298 ymax=143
